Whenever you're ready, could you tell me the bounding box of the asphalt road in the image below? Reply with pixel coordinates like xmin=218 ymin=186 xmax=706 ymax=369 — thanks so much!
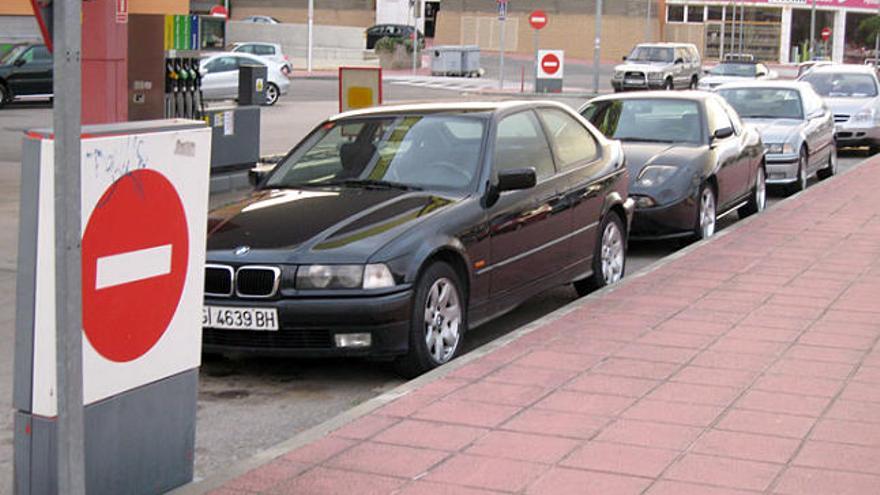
xmin=0 ymin=78 xmax=870 ymax=488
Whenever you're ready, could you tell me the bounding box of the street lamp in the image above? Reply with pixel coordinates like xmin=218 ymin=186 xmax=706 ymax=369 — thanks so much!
xmin=810 ymin=0 xmax=816 ymax=60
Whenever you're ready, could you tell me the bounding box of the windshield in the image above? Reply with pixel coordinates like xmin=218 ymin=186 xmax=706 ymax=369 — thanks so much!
xmin=709 ymin=63 xmax=757 ymax=77
xmin=0 ymin=45 xmax=26 ymax=65
xmin=717 ymin=88 xmax=803 ymax=120
xmin=265 ymin=115 xmax=487 ymax=191
xmin=801 ymin=72 xmax=878 ymax=97
xmin=627 ymin=46 xmax=673 ymax=63
xmin=581 ymin=99 xmax=703 ymax=144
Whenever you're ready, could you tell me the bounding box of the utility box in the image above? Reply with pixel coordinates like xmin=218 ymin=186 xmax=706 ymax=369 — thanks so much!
xmin=238 ymin=64 xmax=267 ymax=106
xmin=431 ymin=46 xmax=463 ymax=76
xmin=461 ymin=45 xmax=481 ymax=77
xmin=203 ymin=105 xmax=261 ymax=172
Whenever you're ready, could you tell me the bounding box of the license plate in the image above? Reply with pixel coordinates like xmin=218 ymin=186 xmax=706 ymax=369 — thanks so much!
xmin=203 ymin=305 xmax=279 ymax=331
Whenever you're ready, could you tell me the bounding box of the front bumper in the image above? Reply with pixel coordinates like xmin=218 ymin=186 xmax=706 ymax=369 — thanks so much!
xmin=202 ymin=288 xmax=414 ymax=358
xmin=612 ymin=78 xmax=667 ymax=91
xmin=765 ymin=155 xmax=799 ymax=184
xmin=629 ymin=194 xmax=698 ymax=240
xmin=835 ymin=123 xmax=880 ymax=148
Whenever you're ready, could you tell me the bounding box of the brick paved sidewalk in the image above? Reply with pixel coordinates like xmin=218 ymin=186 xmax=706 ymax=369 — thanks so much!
xmin=201 ymin=156 xmax=880 ymax=495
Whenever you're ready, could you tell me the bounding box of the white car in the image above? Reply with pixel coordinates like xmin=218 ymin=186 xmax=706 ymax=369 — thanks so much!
xmin=240 ymin=15 xmax=280 ymax=24
xmin=199 ymin=52 xmax=290 ymax=106
xmin=698 ymin=61 xmax=776 ymax=91
xmin=230 ymin=42 xmax=293 ymax=75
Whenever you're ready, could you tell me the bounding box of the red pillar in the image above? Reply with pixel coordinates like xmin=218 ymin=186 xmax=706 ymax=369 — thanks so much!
xmin=82 ymin=0 xmax=128 ymax=124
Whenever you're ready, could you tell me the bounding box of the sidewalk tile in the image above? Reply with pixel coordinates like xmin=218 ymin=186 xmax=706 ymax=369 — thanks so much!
xmin=811 ymin=418 xmax=880 ymax=447
xmin=806 ymin=321 xmax=878 ymax=339
xmin=645 ymin=480 xmax=759 ymax=495
xmin=412 ymin=398 xmax=520 ymax=428
xmin=525 ymin=466 xmax=651 ymax=495
xmin=596 ymin=419 xmax=703 ymax=450
xmin=691 ymin=350 xmax=776 ymax=371
xmin=798 ymin=331 xmax=876 ymax=351
xmin=425 ymin=454 xmax=547 ymax=492
xmin=376 ymin=391 xmax=443 ymax=418
xmin=535 ymin=390 xmax=636 ymax=416
xmin=839 ymin=381 xmax=880 ymax=403
xmin=663 ymin=453 xmax=782 ymax=491
xmin=514 ymin=350 xmax=603 ymax=372
xmin=614 ymin=343 xmax=700 ymax=364
xmin=647 ymin=381 xmax=741 ymax=407
xmin=751 ymin=304 xmax=826 ymax=321
xmin=824 ymin=400 xmax=880 ymax=423
xmin=784 ymin=345 xmax=865 ymax=364
xmin=739 ymin=314 xmax=812 ymax=331
xmin=709 ymin=337 xmax=789 ymax=356
xmin=544 ymin=336 xmax=626 ymax=356
xmin=449 ymin=381 xmax=547 ymax=407
xmin=767 ymin=294 xmax=829 ymax=309
xmin=332 ymin=415 xmax=398 ymax=441
xmin=654 ymin=319 xmax=732 ymax=337
xmin=395 ymin=481 xmax=502 ymax=495
xmin=622 ymin=399 xmax=724 ymax=427
xmin=565 ymin=374 xmax=660 ymax=398
xmin=773 ymin=466 xmax=880 ymax=495
xmin=485 ymin=365 xmax=577 ymax=389
xmin=752 ymin=374 xmax=843 ymax=398
xmin=372 ymin=419 xmax=487 ymax=452
xmin=691 ymin=430 xmax=800 ymax=463
xmin=637 ymin=331 xmax=716 ymax=350
xmin=675 ymin=308 xmax=744 ymax=325
xmin=326 ymin=441 xmax=448 ymax=478
xmin=465 ymin=430 xmax=579 ymax=464
xmin=415 ymin=377 xmax=470 ymax=397
xmin=447 ymin=360 xmax=505 ymax=381
xmin=561 ymin=441 xmax=679 ymax=478
xmin=501 ymin=408 xmax=610 ymax=439
xmin=593 ymin=358 xmax=680 ymax=380
xmin=767 ymin=358 xmax=855 ymax=380
xmin=267 ymin=466 xmax=404 ymax=495
xmin=853 ymin=365 xmax=880 ymax=383
xmin=735 ymin=390 xmax=831 ymax=417
xmin=672 ymin=366 xmax=758 ymax=388
xmin=717 ymin=409 xmax=816 ymax=439
xmin=224 ymin=460 xmax=309 ymax=492
xmin=280 ymin=436 xmax=357 ymax=464
xmin=793 ymin=440 xmax=880 ymax=475
xmin=724 ymin=325 xmax=800 ymax=343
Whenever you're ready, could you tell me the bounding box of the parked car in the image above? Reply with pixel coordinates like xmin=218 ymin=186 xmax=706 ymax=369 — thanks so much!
xmin=796 ymin=60 xmax=833 ymax=78
xmin=199 ymin=52 xmax=290 ymax=105
xmin=366 ymin=24 xmax=425 ymax=50
xmin=698 ymin=57 xmax=776 ymax=91
xmin=202 ymin=101 xmax=632 ymax=376
xmin=0 ymin=42 xmax=52 ymax=108
xmin=580 ymin=92 xmax=765 ymax=240
xmin=230 ymin=42 xmax=293 ymax=75
xmin=240 ymin=15 xmax=281 ymax=24
xmin=799 ymin=64 xmax=880 ymax=152
xmin=717 ymin=81 xmax=837 ymax=193
xmin=612 ymin=42 xmax=701 ymax=92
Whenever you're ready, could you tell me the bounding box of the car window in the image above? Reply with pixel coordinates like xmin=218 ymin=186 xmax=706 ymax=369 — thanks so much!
xmin=537 ymin=108 xmax=599 ymax=170
xmin=30 ymin=46 xmax=51 ymax=62
xmin=718 ymin=88 xmax=804 ymax=120
xmin=235 ymin=56 xmax=265 ymax=67
xmin=689 ymin=47 xmax=700 ymax=62
xmin=675 ymin=48 xmax=687 ymax=63
xmin=254 ymin=45 xmax=276 ymax=56
xmin=627 ymin=46 xmax=673 ymax=63
xmin=205 ymin=56 xmax=238 ymax=73
xmin=704 ymin=98 xmax=735 ymax=136
xmin=720 ymin=100 xmax=744 ymax=134
xmin=802 ymin=87 xmax=824 ymax=115
xmin=581 ymin=98 xmax=704 ymax=144
xmin=494 ymin=111 xmax=555 ymax=180
xmin=234 ymin=45 xmax=253 ymax=54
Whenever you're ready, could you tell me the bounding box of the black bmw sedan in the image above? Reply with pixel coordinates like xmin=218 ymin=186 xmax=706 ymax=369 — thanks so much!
xmin=581 ymin=92 xmax=766 ymax=240
xmin=203 ymin=101 xmax=633 ymax=376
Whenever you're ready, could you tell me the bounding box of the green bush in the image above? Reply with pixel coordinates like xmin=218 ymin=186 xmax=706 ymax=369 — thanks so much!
xmin=374 ymin=36 xmax=414 ymax=54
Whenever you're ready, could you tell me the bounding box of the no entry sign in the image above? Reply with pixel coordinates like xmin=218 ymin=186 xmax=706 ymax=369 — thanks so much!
xmin=529 ymin=10 xmax=548 ymax=30
xmin=538 ymin=50 xmax=564 ymax=79
xmin=82 ymin=169 xmax=189 ymax=362
xmin=821 ymin=27 xmax=832 ymax=42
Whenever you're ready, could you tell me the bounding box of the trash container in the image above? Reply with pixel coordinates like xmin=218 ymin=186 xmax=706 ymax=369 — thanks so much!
xmin=461 ymin=45 xmax=481 ymax=77
xmin=431 ymin=46 xmax=463 ymax=76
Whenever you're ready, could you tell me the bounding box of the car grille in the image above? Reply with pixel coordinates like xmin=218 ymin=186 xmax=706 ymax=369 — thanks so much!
xmin=202 ymin=328 xmax=333 ymax=349
xmin=236 ymin=266 xmax=280 ymax=298
xmin=625 ymin=71 xmax=646 ymax=82
xmin=834 ymin=114 xmax=850 ymax=123
xmin=205 ymin=265 xmax=234 ymax=296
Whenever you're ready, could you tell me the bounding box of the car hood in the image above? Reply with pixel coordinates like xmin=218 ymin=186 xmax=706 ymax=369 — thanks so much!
xmin=824 ymin=96 xmax=876 ymax=117
xmin=615 ymin=62 xmax=670 ymax=73
xmin=621 ymin=141 xmax=707 ymax=202
xmin=741 ymin=118 xmax=802 ymax=143
xmin=207 ymin=187 xmax=458 ymax=263
xmin=700 ymin=75 xmax=748 ymax=86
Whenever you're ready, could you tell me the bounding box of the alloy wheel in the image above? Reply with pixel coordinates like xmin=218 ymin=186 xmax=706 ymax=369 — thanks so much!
xmin=700 ymin=188 xmax=716 ymax=239
xmin=265 ymin=84 xmax=279 ymax=105
xmin=600 ymin=221 xmax=625 ymax=284
xmin=423 ymin=277 xmax=461 ymax=364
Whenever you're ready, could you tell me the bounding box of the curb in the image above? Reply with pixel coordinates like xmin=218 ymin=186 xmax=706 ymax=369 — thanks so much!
xmin=173 ymin=150 xmax=874 ymax=494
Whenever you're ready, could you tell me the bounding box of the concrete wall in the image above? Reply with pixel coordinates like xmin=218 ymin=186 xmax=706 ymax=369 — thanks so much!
xmin=0 ymin=0 xmax=189 ymax=15
xmin=0 ymin=16 xmax=40 ymax=43
xmin=227 ymin=21 xmax=369 ymax=61
xmin=231 ymin=0 xmax=375 ymax=27
xmin=665 ymin=24 xmax=707 ymax=56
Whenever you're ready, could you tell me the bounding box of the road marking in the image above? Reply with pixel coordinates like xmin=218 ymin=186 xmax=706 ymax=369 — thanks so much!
xmin=96 ymin=244 xmax=172 ymax=289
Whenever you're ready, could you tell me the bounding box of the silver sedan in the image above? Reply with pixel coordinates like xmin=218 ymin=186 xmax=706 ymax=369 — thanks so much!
xmin=717 ymin=80 xmax=837 ymax=194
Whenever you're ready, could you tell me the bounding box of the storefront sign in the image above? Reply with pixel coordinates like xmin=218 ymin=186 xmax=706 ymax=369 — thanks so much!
xmin=742 ymin=0 xmax=880 ymax=9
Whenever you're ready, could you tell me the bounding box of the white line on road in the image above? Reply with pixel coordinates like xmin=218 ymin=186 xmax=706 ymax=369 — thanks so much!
xmin=95 ymin=244 xmax=172 ymax=289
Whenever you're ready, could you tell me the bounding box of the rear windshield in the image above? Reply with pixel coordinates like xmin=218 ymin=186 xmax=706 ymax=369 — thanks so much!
xmin=801 ymin=72 xmax=878 ymax=98
xmin=718 ymin=88 xmax=804 ymax=120
xmin=709 ymin=63 xmax=756 ymax=77
xmin=581 ymin=98 xmax=703 ymax=144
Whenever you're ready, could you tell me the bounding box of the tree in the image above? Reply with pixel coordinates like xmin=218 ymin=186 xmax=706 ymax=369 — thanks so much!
xmin=856 ymin=16 xmax=880 ymax=47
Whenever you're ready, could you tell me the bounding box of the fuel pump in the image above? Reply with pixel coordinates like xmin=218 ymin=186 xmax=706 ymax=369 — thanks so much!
xmin=174 ymin=58 xmax=186 ymax=118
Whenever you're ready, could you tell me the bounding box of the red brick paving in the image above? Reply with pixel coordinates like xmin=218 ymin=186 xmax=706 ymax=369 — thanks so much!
xmin=206 ymin=159 xmax=880 ymax=493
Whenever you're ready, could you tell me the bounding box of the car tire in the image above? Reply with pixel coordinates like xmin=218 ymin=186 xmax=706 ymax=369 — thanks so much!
xmin=789 ymin=146 xmax=808 ymax=195
xmin=574 ymin=212 xmax=626 ymax=297
xmin=0 ymin=84 xmax=8 ymax=109
xmin=264 ymin=83 xmax=280 ymax=106
xmin=739 ymin=166 xmax=766 ymax=218
xmin=694 ymin=184 xmax=717 ymax=240
xmin=690 ymin=76 xmax=698 ymax=89
xmin=664 ymin=78 xmax=674 ymax=90
xmin=394 ymin=261 xmax=466 ymax=378
xmin=816 ymin=146 xmax=838 ymax=180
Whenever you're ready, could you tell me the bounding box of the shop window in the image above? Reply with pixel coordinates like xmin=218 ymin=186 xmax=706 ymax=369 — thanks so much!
xmin=668 ymin=5 xmax=685 ymax=23
xmin=707 ymin=6 xmax=724 ymax=21
xmin=687 ymin=5 xmax=705 ymax=23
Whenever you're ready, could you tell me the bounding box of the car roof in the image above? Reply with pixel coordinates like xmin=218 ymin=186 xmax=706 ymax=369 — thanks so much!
xmin=588 ymin=90 xmax=715 ymax=104
xmin=634 ymin=42 xmax=696 ymax=48
xmin=808 ymin=64 xmax=877 ymax=75
xmin=715 ymin=80 xmax=813 ymax=91
xmin=331 ymin=100 xmax=569 ymax=121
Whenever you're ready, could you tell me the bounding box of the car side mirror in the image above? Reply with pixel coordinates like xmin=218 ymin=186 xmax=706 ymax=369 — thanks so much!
xmin=622 ymin=55 xmax=628 ymax=61
xmin=756 ymin=71 xmax=767 ymax=78
xmin=497 ymin=168 xmax=537 ymax=192
xmin=248 ymin=167 xmax=271 ymax=187
xmin=713 ymin=127 xmax=734 ymax=140
xmin=13 ymin=58 xmax=26 ymax=67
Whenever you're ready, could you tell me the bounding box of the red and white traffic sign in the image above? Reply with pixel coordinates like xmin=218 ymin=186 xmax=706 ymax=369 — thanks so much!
xmin=821 ymin=27 xmax=832 ymax=42
xmin=537 ymin=49 xmax=564 ymax=79
xmin=529 ymin=10 xmax=548 ymax=30
xmin=116 ymin=0 xmax=128 ymax=24
xmin=81 ymin=169 xmax=189 ymax=362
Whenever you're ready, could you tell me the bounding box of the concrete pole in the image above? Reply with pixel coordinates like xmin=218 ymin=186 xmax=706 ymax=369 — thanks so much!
xmin=53 ymin=0 xmax=86 ymax=493
xmin=307 ymin=0 xmax=314 ymax=72
xmin=730 ymin=1 xmax=736 ymax=54
xmin=412 ymin=1 xmax=418 ymax=74
xmin=499 ymin=15 xmax=506 ymax=90
xmin=720 ymin=5 xmax=726 ymax=60
xmin=645 ymin=0 xmax=652 ymax=42
xmin=593 ymin=0 xmax=602 ymax=94
xmin=810 ymin=0 xmax=816 ymax=59
xmin=533 ymin=30 xmax=539 ymax=92
xmin=739 ymin=1 xmax=745 ymax=53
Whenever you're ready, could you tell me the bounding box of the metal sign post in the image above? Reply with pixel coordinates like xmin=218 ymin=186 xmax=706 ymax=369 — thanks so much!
xmin=529 ymin=10 xmax=547 ymax=93
xmin=498 ymin=0 xmax=507 ymax=90
xmin=593 ymin=0 xmax=602 ymax=95
xmin=307 ymin=0 xmax=314 ymax=72
xmin=810 ymin=0 xmax=817 ymax=59
xmin=53 ymin=0 xmax=86 ymax=493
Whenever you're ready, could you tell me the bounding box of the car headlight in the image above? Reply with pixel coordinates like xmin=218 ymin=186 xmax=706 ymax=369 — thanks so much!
xmin=636 ymin=165 xmax=677 ymax=188
xmin=363 ymin=264 xmax=396 ymax=289
xmin=295 ymin=263 xmax=397 ymax=290
xmin=647 ymin=72 xmax=665 ymax=81
xmin=613 ymin=70 xmax=624 ymax=79
xmin=851 ymin=108 xmax=878 ymax=125
xmin=764 ymin=143 xmax=794 ymax=154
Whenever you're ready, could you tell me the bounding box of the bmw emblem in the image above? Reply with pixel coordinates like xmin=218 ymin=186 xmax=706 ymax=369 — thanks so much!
xmin=233 ymin=245 xmax=251 ymax=257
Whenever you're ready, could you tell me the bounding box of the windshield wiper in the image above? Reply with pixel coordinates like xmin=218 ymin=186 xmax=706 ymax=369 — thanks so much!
xmin=618 ymin=137 xmax=675 ymax=143
xmin=323 ymin=179 xmax=423 ymax=191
